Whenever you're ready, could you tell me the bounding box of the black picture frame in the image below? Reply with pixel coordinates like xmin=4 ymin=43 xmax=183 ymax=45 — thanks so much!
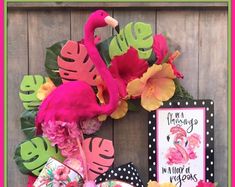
xmin=148 ymin=100 xmax=214 ymax=186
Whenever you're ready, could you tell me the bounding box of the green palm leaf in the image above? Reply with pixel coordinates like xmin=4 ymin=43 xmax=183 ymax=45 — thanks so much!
xmin=19 ymin=75 xmax=46 ymax=110
xmin=45 ymin=40 xmax=67 ymax=86
xmin=20 ymin=110 xmax=37 ymax=139
xmin=109 ymin=22 xmax=153 ymax=60
xmin=14 ymin=136 xmax=64 ymax=176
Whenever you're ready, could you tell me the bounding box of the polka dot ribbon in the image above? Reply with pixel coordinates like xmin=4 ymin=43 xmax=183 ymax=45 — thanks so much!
xmin=95 ymin=163 xmax=144 ymax=187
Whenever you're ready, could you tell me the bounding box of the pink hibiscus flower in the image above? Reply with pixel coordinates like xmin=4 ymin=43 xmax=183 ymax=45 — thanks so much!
xmin=153 ymin=34 xmax=183 ymax=78
xmin=153 ymin=34 xmax=169 ymax=65
xmin=53 ymin=165 xmax=70 ymax=181
xmin=109 ymin=47 xmax=148 ymax=98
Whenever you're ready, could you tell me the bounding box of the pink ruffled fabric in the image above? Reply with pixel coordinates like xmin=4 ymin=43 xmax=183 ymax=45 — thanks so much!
xmin=42 ymin=121 xmax=82 ymax=157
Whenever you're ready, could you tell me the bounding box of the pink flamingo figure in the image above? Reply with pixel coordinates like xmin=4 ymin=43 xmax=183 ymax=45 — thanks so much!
xmin=166 ymin=127 xmax=189 ymax=165
xmin=35 ymin=10 xmax=120 ymax=134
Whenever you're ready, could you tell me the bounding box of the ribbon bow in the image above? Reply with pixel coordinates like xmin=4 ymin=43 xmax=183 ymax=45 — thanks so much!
xmin=95 ymin=163 xmax=144 ymax=187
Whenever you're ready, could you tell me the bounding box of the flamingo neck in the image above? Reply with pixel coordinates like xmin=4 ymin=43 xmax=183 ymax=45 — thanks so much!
xmin=84 ymin=21 xmax=119 ymax=115
xmin=175 ymin=143 xmax=189 ymax=163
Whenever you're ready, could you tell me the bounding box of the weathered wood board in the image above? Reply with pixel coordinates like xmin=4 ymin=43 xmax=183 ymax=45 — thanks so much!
xmin=7 ymin=6 xmax=228 ymax=187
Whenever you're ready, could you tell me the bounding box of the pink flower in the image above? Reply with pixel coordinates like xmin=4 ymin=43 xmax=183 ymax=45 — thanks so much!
xmin=80 ymin=118 xmax=101 ymax=135
xmin=66 ymin=181 xmax=79 ymax=187
xmin=53 ymin=165 xmax=70 ymax=181
xmin=187 ymin=133 xmax=201 ymax=150
xmin=109 ymin=47 xmax=148 ymax=98
xmin=196 ymin=180 xmax=215 ymax=187
xmin=153 ymin=34 xmax=183 ymax=79
xmin=42 ymin=121 xmax=82 ymax=157
xmin=153 ymin=34 xmax=169 ymax=65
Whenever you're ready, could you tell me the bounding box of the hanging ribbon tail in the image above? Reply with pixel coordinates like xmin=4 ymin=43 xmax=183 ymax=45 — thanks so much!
xmin=95 ymin=162 xmax=144 ymax=187
xmin=27 ymin=175 xmax=37 ymax=187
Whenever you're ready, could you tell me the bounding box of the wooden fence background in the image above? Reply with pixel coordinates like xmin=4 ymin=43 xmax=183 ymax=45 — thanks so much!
xmin=7 ymin=3 xmax=228 ymax=187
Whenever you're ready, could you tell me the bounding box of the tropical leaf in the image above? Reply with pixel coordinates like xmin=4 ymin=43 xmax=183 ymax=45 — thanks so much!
xmin=14 ymin=136 xmax=64 ymax=176
xmin=109 ymin=22 xmax=153 ymax=60
xmin=57 ymin=40 xmax=99 ymax=86
xmin=45 ymin=40 xmax=67 ymax=86
xmin=96 ymin=36 xmax=114 ymax=66
xmin=19 ymin=75 xmax=46 ymax=110
xmin=97 ymin=35 xmax=156 ymax=66
xmin=169 ymin=79 xmax=194 ymax=101
xmin=20 ymin=110 xmax=37 ymax=139
xmin=83 ymin=137 xmax=114 ymax=180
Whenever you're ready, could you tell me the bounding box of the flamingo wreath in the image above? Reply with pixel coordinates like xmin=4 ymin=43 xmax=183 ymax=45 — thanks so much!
xmin=13 ymin=9 xmax=217 ymax=187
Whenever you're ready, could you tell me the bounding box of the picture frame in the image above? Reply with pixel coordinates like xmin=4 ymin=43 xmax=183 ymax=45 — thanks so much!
xmin=148 ymin=100 xmax=214 ymax=187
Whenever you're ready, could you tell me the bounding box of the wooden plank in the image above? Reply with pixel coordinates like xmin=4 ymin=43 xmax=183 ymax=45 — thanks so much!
xmin=157 ymin=9 xmax=199 ymax=98
xmin=71 ymin=9 xmax=112 ymax=42
xmin=112 ymin=10 xmax=156 ymax=184
xmin=71 ymin=10 xmax=114 ymax=140
xmin=7 ymin=7 xmax=228 ymax=186
xmin=28 ymin=10 xmax=71 ymax=75
xmin=198 ymin=9 xmax=228 ymax=186
xmin=7 ymin=2 xmax=228 ymax=8
xmin=7 ymin=10 xmax=28 ymax=187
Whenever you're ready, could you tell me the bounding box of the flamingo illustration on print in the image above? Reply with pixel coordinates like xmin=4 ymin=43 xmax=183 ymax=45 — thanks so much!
xmin=166 ymin=127 xmax=201 ymax=165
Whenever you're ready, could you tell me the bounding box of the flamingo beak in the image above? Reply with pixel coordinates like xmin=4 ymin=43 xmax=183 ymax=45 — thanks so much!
xmin=104 ymin=16 xmax=120 ymax=33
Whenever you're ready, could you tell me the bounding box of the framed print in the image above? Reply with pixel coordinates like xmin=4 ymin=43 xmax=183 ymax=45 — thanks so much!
xmin=148 ymin=100 xmax=214 ymax=187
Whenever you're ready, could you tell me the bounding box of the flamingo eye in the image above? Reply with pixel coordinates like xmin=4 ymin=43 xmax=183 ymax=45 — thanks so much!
xmin=100 ymin=12 xmax=104 ymax=16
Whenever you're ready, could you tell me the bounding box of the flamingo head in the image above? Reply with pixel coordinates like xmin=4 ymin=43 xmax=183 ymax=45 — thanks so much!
xmin=87 ymin=10 xmax=119 ymax=33
xmin=167 ymin=126 xmax=187 ymax=146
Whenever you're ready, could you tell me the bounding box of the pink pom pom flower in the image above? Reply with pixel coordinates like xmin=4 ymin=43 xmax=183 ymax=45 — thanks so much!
xmin=80 ymin=118 xmax=101 ymax=135
xmin=42 ymin=121 xmax=82 ymax=157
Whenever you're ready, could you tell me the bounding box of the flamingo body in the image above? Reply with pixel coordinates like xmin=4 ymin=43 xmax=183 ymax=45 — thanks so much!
xmin=36 ymin=10 xmax=119 ymax=134
xmin=36 ymin=81 xmax=100 ymax=124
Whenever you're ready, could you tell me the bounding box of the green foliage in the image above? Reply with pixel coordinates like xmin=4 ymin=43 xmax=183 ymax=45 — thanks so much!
xmin=96 ymin=36 xmax=114 ymax=66
xmin=14 ymin=137 xmax=64 ymax=176
xmin=97 ymin=37 xmax=156 ymax=66
xmin=127 ymin=99 xmax=141 ymax=112
xmin=19 ymin=75 xmax=46 ymax=110
xmin=170 ymin=79 xmax=194 ymax=101
xmin=45 ymin=40 xmax=67 ymax=86
xmin=20 ymin=110 xmax=37 ymax=139
xmin=109 ymin=22 xmax=153 ymax=60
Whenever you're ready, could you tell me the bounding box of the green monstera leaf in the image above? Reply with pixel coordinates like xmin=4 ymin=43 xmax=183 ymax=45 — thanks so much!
xmin=20 ymin=110 xmax=37 ymax=139
xmin=109 ymin=22 xmax=153 ymax=60
xmin=97 ymin=35 xmax=156 ymax=66
xmin=19 ymin=75 xmax=46 ymax=110
xmin=14 ymin=136 xmax=64 ymax=176
xmin=45 ymin=40 xmax=67 ymax=86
